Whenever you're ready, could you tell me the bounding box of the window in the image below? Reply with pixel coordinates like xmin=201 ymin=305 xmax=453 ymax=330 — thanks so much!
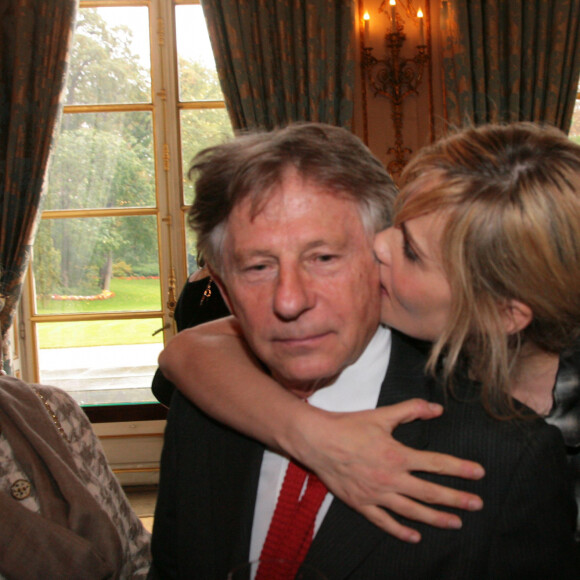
xmin=19 ymin=0 xmax=232 ymax=411
xmin=570 ymin=82 xmax=580 ymax=144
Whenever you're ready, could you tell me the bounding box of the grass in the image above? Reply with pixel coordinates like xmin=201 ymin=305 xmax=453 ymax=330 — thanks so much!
xmin=38 ymin=278 xmax=161 ymax=314
xmin=36 ymin=278 xmax=165 ymax=349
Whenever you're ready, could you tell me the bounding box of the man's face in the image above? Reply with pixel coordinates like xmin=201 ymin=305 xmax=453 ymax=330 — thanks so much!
xmin=216 ymin=171 xmax=381 ymax=396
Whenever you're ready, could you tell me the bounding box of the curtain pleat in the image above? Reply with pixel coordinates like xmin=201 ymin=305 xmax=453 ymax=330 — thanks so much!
xmin=442 ymin=0 xmax=580 ymax=131
xmin=200 ymin=0 xmax=355 ymax=131
xmin=0 ymin=0 xmax=78 ymax=373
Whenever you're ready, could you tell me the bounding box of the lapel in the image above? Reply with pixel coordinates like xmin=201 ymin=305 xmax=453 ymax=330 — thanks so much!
xmin=207 ymin=420 xmax=265 ymax=572
xmin=230 ymin=442 xmax=265 ymax=567
xmin=303 ymin=329 xmax=434 ymax=578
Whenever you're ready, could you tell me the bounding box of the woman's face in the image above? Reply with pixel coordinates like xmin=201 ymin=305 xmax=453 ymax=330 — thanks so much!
xmin=374 ymin=211 xmax=452 ymax=342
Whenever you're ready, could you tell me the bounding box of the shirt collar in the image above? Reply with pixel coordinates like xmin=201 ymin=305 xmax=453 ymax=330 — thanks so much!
xmin=307 ymin=325 xmax=391 ymax=413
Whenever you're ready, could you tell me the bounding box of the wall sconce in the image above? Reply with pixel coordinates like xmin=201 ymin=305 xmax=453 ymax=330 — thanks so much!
xmin=361 ymin=1 xmax=430 ymax=176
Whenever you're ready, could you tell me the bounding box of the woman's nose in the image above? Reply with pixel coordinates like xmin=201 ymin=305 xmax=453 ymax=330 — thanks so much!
xmin=373 ymin=228 xmax=392 ymax=265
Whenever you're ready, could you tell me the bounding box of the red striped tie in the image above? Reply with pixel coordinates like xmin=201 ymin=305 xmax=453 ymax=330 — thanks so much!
xmin=257 ymin=460 xmax=328 ymax=579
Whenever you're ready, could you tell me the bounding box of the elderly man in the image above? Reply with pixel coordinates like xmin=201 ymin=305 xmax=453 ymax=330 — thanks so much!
xmin=149 ymin=124 xmax=578 ymax=579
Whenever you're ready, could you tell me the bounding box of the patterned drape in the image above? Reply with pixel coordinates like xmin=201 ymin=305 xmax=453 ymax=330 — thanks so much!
xmin=0 ymin=0 xmax=78 ymax=373
xmin=442 ymin=0 xmax=580 ymax=131
xmin=200 ymin=0 xmax=355 ymax=131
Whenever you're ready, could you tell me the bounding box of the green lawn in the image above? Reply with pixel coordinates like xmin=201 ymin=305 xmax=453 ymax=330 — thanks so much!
xmin=38 ymin=277 xmax=161 ymax=314
xmin=37 ymin=278 xmax=165 ymax=349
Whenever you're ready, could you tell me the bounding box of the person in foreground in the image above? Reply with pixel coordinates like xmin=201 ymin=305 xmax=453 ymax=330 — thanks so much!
xmin=0 ymin=374 xmax=151 ymax=579
xmin=151 ymin=122 xmax=579 ymax=579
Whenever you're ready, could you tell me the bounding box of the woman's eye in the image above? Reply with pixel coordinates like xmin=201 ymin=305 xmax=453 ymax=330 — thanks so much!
xmin=316 ymin=254 xmax=336 ymax=262
xmin=403 ymin=239 xmax=420 ymax=262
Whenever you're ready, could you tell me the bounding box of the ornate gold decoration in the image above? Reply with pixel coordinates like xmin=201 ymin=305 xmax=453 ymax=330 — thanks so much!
xmin=361 ymin=2 xmax=430 ymax=176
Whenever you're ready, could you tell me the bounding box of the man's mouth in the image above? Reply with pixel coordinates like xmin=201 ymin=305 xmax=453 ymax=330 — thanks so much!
xmin=273 ymin=332 xmax=331 ymax=348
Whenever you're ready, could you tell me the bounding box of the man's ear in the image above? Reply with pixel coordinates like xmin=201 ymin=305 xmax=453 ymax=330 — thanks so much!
xmin=500 ymin=299 xmax=533 ymax=335
xmin=208 ymin=265 xmax=235 ymax=315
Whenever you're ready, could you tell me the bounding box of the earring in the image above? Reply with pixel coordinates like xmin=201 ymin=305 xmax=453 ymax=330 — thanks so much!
xmin=200 ymin=278 xmax=213 ymax=305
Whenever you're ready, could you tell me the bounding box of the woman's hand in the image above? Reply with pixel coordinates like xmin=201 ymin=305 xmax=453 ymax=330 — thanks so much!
xmin=285 ymin=399 xmax=485 ymax=543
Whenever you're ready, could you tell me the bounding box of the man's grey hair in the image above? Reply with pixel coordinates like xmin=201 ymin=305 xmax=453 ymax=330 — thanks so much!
xmin=187 ymin=122 xmax=397 ymax=274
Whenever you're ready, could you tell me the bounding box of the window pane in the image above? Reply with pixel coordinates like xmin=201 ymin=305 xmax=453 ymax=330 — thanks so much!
xmin=180 ymin=108 xmax=233 ymax=203
xmin=66 ymin=7 xmax=151 ymax=105
xmin=176 ymin=4 xmax=222 ymax=101
xmin=45 ymin=111 xmax=155 ymax=211
xmin=570 ymin=98 xmax=580 ymax=144
xmin=34 ymin=216 xmax=161 ymax=314
xmin=37 ymin=319 xmax=163 ymax=405
xmin=185 ymin=217 xmax=197 ymax=275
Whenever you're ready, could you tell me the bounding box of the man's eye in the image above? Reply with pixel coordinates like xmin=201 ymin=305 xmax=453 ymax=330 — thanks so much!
xmin=317 ymin=254 xmax=335 ymax=262
xmin=245 ymin=264 xmax=268 ymax=272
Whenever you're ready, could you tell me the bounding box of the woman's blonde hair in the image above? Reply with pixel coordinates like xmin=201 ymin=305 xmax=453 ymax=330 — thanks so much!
xmin=396 ymin=122 xmax=580 ymax=417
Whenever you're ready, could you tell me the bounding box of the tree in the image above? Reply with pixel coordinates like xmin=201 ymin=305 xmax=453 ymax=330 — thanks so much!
xmin=63 ymin=9 xmax=150 ymax=107
xmin=33 ymin=223 xmax=62 ymax=299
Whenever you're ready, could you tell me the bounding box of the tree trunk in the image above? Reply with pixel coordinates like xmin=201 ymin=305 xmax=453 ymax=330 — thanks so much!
xmin=100 ymin=252 xmax=113 ymax=290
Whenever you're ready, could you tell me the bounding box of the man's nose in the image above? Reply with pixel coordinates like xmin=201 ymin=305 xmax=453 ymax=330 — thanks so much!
xmin=273 ymin=266 xmax=314 ymax=321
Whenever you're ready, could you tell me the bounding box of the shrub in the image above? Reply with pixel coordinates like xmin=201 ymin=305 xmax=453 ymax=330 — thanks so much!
xmin=113 ymin=261 xmax=133 ymax=277
xmin=132 ymin=262 xmax=159 ymax=277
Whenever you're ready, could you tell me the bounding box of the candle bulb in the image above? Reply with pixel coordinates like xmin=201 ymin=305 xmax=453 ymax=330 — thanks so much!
xmin=417 ymin=8 xmax=424 ymax=45
xmin=363 ymin=11 xmax=370 ymax=44
xmin=390 ymin=0 xmax=397 ymax=34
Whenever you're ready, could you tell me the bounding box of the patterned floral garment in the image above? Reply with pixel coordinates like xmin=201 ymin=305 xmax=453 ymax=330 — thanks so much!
xmin=0 ymin=385 xmax=151 ymax=579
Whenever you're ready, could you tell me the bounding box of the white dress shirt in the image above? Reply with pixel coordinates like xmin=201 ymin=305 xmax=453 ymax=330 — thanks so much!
xmin=249 ymin=325 xmax=392 ymax=561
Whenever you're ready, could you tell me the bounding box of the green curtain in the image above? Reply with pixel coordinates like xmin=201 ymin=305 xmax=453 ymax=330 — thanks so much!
xmin=200 ymin=0 xmax=355 ymax=131
xmin=0 ymin=0 xmax=78 ymax=373
xmin=442 ymin=0 xmax=580 ymax=131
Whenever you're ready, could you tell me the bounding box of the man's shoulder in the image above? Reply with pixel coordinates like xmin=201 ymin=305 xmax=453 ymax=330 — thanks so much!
xmin=166 ymin=389 xmax=226 ymax=433
xmin=166 ymin=389 xmax=264 ymax=452
xmin=386 ymin=331 xmax=565 ymax=454
xmin=429 ymin=383 xmax=567 ymax=462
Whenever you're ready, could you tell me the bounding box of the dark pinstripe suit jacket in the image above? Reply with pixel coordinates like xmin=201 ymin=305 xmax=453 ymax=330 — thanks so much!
xmin=149 ymin=330 xmax=580 ymax=579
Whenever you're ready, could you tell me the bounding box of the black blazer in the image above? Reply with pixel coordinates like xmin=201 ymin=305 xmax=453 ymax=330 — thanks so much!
xmin=150 ymin=330 xmax=580 ymax=579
